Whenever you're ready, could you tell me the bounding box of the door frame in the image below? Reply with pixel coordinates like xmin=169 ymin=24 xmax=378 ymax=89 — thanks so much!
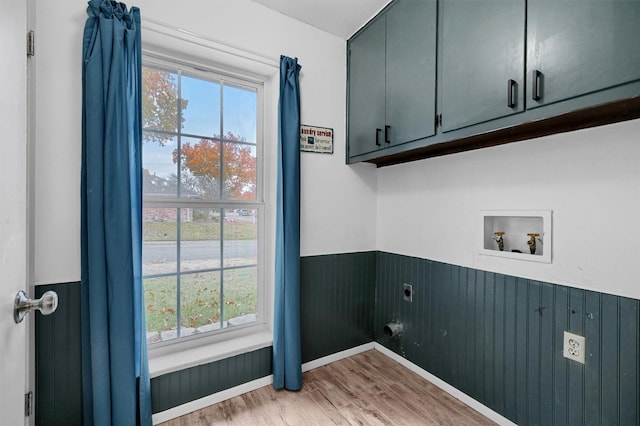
xmin=26 ymin=0 xmax=37 ymax=423
xmin=0 ymin=0 xmax=29 ymax=424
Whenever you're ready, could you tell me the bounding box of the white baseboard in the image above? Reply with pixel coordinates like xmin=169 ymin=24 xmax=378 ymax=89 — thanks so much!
xmin=151 ymin=375 xmax=274 ymax=425
xmin=373 ymin=343 xmax=517 ymax=426
xmin=152 ymin=342 xmax=514 ymax=426
xmin=301 ymin=342 xmax=375 ymax=372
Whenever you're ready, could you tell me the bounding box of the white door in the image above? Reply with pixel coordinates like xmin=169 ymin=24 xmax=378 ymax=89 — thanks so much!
xmin=0 ymin=0 xmax=29 ymax=425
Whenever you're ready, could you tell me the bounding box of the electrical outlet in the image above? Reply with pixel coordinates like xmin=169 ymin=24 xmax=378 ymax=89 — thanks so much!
xmin=563 ymin=331 xmax=586 ymax=364
xmin=403 ymin=283 xmax=412 ymax=302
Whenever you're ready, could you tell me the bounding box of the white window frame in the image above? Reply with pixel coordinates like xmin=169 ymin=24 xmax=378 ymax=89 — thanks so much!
xmin=141 ymin=48 xmax=276 ymax=371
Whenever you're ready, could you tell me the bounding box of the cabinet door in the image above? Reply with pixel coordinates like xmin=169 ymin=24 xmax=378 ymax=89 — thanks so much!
xmin=528 ymin=0 xmax=640 ymax=108
xmin=440 ymin=0 xmax=525 ymax=132
xmin=385 ymin=0 xmax=437 ymax=146
xmin=347 ymin=16 xmax=386 ymax=158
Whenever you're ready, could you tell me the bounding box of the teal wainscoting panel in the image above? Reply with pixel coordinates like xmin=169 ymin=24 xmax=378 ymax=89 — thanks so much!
xmin=375 ymin=251 xmax=640 ymax=426
xmin=35 ymin=282 xmax=83 ymax=425
xmin=568 ymin=288 xmax=586 ymax=425
xmin=619 ymin=297 xmax=639 ymax=425
xmin=553 ymin=285 xmax=570 ymax=426
xmin=300 ymin=251 xmax=376 ymax=363
xmin=34 ymin=253 xmax=639 ymax=425
xmin=150 ymin=347 xmax=272 ymax=413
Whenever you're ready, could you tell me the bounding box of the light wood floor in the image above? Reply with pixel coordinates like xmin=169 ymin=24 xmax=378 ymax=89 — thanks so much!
xmin=160 ymin=350 xmax=496 ymax=425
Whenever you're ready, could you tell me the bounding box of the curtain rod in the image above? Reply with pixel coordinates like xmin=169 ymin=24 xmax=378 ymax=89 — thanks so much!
xmin=140 ymin=16 xmax=280 ymax=69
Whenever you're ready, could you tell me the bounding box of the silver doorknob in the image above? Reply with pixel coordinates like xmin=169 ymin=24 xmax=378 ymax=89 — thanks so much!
xmin=14 ymin=290 xmax=58 ymax=323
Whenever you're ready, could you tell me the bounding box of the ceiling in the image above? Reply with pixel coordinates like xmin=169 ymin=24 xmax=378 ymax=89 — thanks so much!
xmin=250 ymin=0 xmax=393 ymax=39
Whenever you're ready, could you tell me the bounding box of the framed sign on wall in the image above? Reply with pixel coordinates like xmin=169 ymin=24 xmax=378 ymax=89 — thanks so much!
xmin=300 ymin=124 xmax=333 ymax=154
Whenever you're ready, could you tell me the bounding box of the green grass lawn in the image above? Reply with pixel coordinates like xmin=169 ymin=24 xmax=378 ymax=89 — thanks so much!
xmin=144 ymin=267 xmax=257 ymax=334
xmin=143 ymin=216 xmax=258 ymax=338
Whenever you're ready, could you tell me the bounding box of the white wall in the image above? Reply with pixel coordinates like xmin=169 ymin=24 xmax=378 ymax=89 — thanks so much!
xmin=377 ymin=119 xmax=640 ymax=300
xmin=32 ymin=0 xmax=377 ymax=284
xmin=35 ymin=0 xmax=635 ymax=301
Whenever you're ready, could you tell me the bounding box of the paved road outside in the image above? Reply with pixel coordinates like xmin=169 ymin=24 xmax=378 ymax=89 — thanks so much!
xmin=143 ymin=240 xmax=257 ymax=263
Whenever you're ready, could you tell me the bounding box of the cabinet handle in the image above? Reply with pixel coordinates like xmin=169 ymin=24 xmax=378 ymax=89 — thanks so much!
xmin=507 ymin=79 xmax=516 ymax=108
xmin=385 ymin=125 xmax=391 ymax=144
xmin=376 ymin=128 xmax=382 ymax=146
xmin=532 ymin=70 xmax=542 ymax=101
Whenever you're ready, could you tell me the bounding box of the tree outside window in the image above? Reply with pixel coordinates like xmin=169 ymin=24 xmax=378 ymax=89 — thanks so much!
xmin=141 ymin=64 xmax=261 ymax=344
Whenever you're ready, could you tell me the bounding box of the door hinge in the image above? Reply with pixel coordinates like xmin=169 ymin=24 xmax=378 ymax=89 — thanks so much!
xmin=24 ymin=391 xmax=33 ymax=417
xmin=27 ymin=31 xmax=35 ymax=57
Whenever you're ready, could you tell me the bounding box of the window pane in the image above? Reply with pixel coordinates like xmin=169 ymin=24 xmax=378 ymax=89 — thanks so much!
xmin=145 ymin=276 xmax=178 ymax=343
xmin=142 ymin=61 xmax=262 ymax=345
xmin=142 ymin=67 xmax=179 ymax=135
xmin=180 ymin=208 xmax=221 ymax=272
xmin=223 ymin=267 xmax=257 ymax=327
xmin=222 ymin=143 xmax=257 ymax=200
xmin=179 ymin=136 xmax=221 ymax=200
xmin=182 ymin=74 xmax=220 ymax=137
xmin=143 ymin=208 xmax=177 ymax=276
xmin=223 ymin=209 xmax=257 ymax=267
xmin=143 ymin=136 xmax=178 ymax=198
xmin=180 ymin=271 xmax=222 ymax=332
xmin=223 ymin=83 xmax=257 ymax=143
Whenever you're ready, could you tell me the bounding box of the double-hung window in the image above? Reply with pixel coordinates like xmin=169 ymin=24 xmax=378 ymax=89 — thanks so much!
xmin=141 ymin=59 xmax=264 ymax=346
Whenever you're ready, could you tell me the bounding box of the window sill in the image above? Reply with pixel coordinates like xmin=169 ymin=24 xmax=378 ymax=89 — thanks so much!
xmin=148 ymin=327 xmax=272 ymax=378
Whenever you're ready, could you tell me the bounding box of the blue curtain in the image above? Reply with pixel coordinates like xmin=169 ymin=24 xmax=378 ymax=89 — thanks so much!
xmin=273 ymin=55 xmax=303 ymax=391
xmin=81 ymin=1 xmax=151 ymax=424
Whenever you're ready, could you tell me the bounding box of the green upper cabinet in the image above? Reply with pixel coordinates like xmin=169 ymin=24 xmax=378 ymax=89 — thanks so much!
xmin=527 ymin=0 xmax=640 ymax=109
xmin=348 ymin=16 xmax=386 ymax=158
xmin=348 ymin=0 xmax=437 ymax=159
xmin=440 ymin=0 xmax=526 ymax=132
xmin=385 ymin=0 xmax=437 ymax=147
xmin=347 ymin=0 xmax=640 ymax=165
